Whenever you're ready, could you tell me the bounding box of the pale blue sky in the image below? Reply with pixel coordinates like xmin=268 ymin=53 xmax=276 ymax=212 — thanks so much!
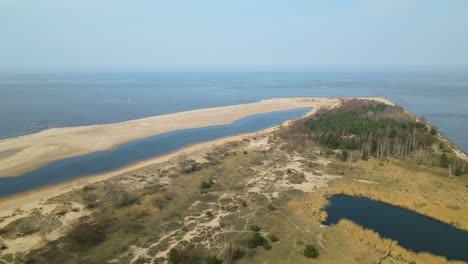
xmin=1 ymin=0 xmax=467 ymax=72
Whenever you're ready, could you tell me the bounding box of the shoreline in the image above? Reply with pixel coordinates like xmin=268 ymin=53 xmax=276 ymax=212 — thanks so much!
xmin=0 ymin=99 xmax=326 ymax=218
xmin=0 ymin=97 xmax=336 ymax=178
xmin=0 ymin=97 xmax=392 ymax=178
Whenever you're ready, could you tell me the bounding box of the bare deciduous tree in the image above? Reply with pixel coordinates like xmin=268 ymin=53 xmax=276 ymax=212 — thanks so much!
xmin=178 ymin=153 xmax=188 ymax=173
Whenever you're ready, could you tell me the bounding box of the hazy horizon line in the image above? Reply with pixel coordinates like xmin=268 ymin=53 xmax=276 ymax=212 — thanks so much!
xmin=2 ymin=64 xmax=468 ymax=74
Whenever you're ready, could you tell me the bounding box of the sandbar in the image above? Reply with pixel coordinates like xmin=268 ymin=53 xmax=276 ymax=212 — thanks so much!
xmin=0 ymin=97 xmax=393 ymax=218
xmin=0 ymin=97 xmax=392 ymax=178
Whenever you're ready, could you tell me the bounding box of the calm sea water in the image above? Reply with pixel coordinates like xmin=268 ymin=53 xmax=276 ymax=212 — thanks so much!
xmin=324 ymin=195 xmax=468 ymax=262
xmin=0 ymin=72 xmax=467 ymax=152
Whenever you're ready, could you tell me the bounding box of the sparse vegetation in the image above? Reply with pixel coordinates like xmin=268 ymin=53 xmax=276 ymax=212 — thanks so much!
xmin=201 ymin=179 xmax=215 ymax=189
xmin=303 ymin=244 xmax=319 ymax=258
xmin=246 ymin=232 xmax=269 ymax=249
xmin=226 ymin=246 xmax=245 ymax=263
xmin=65 ymin=213 xmax=112 ymax=245
xmin=439 ymin=142 xmax=444 ymax=150
xmin=440 ymin=153 xmax=449 ymax=168
xmin=168 ymin=244 xmax=199 ymax=264
xmin=204 ymin=255 xmax=222 ymax=264
xmin=249 ymin=225 xmax=261 ymax=232
xmin=269 ymin=234 xmax=279 ymax=242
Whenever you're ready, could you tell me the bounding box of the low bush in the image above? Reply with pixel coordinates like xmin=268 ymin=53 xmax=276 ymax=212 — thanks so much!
xmin=226 ymin=246 xmax=245 ymax=263
xmin=246 ymin=232 xmax=269 ymax=249
xmin=267 ymin=204 xmax=276 ymax=211
xmin=249 ymin=225 xmax=261 ymax=232
xmin=269 ymin=234 xmax=279 ymax=242
xmin=204 ymin=255 xmax=222 ymax=264
xmin=303 ymin=244 xmax=319 ymax=258
xmin=168 ymin=244 xmax=199 ymax=264
xmin=66 ymin=218 xmax=103 ymax=244
xmin=201 ymin=180 xmax=215 ymax=189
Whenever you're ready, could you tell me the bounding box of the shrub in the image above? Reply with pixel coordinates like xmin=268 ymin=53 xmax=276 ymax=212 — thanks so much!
xmin=201 ymin=180 xmax=215 ymax=189
xmin=440 ymin=153 xmax=449 ymax=168
xmin=164 ymin=191 xmax=175 ymax=200
xmin=152 ymin=195 xmax=167 ymax=211
xmin=241 ymin=200 xmax=247 ymax=207
xmin=243 ymin=151 xmax=248 ymax=155
xmin=304 ymin=244 xmax=319 ymax=258
xmin=226 ymin=246 xmax=245 ymax=263
xmin=168 ymin=244 xmax=199 ymax=264
xmin=262 ymin=243 xmax=272 ymax=250
xmin=439 ymin=142 xmax=444 ymax=150
xmin=67 ymin=221 xmax=95 ymax=243
xmin=204 ymin=255 xmax=222 ymax=264
xmin=267 ymin=204 xmax=276 ymax=211
xmin=246 ymin=232 xmax=267 ymax=249
xmin=430 ymin=128 xmax=438 ymax=136
xmin=107 ymin=186 xmax=132 ymax=208
xmin=168 ymin=248 xmax=179 ymax=264
xmin=455 ymin=168 xmax=462 ymax=176
xmin=66 ymin=216 xmax=107 ymax=244
xmin=341 ymin=150 xmax=349 ymax=162
xmin=269 ymin=234 xmax=279 ymax=242
xmin=249 ymin=225 xmax=261 ymax=232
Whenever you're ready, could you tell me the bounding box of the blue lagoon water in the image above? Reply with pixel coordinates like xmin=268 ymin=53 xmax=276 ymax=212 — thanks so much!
xmin=1 ymin=71 xmax=467 ymax=152
xmin=0 ymin=108 xmax=309 ymax=197
xmin=324 ymin=195 xmax=468 ymax=262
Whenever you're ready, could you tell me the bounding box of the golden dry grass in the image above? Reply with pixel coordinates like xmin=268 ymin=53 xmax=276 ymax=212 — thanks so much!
xmin=336 ymin=219 xmax=466 ymax=264
xmin=321 ymin=182 xmax=468 ymax=230
xmin=310 ymin=158 xmax=468 ymax=231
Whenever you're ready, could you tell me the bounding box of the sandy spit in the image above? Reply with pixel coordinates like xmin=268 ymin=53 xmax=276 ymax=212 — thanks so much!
xmin=0 ymin=97 xmax=393 ymax=178
xmin=0 ymin=97 xmax=391 ymax=218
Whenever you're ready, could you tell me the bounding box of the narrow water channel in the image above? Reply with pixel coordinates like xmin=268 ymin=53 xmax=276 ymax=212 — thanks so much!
xmin=0 ymin=108 xmax=310 ymax=198
xmin=0 ymin=150 xmax=16 ymax=158
xmin=323 ymin=195 xmax=468 ymax=262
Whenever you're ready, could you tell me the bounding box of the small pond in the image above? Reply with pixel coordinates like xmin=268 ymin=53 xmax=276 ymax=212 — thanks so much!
xmin=323 ymin=195 xmax=468 ymax=262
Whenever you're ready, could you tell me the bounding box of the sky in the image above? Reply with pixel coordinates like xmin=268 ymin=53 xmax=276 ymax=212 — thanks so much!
xmin=1 ymin=0 xmax=468 ymax=72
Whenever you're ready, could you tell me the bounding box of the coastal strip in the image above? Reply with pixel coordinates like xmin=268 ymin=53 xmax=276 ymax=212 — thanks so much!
xmin=0 ymin=97 xmax=392 ymax=178
xmin=0 ymin=101 xmax=319 ymax=218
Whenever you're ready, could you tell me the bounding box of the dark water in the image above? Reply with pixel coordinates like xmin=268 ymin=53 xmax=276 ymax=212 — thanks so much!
xmin=0 ymin=108 xmax=309 ymax=197
xmin=324 ymin=195 xmax=468 ymax=262
xmin=1 ymin=72 xmax=467 ymax=153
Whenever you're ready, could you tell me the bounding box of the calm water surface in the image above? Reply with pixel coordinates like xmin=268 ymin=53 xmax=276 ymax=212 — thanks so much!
xmin=324 ymin=195 xmax=468 ymax=262
xmin=0 ymin=72 xmax=467 ymax=152
xmin=0 ymin=108 xmax=309 ymax=197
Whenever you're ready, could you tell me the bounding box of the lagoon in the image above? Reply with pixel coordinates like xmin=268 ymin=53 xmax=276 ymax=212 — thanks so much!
xmin=0 ymin=108 xmax=309 ymax=198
